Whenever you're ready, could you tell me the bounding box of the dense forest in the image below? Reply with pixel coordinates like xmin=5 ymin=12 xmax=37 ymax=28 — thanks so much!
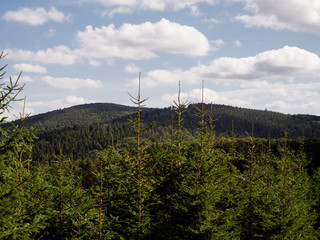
xmin=1 ymin=54 xmax=320 ymax=239
xmin=12 ymin=100 xmax=320 ymax=139
xmin=9 ymin=100 xmax=320 ymax=163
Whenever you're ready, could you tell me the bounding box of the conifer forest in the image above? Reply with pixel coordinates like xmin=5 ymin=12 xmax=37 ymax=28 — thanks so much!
xmin=1 ymin=53 xmax=320 ymax=239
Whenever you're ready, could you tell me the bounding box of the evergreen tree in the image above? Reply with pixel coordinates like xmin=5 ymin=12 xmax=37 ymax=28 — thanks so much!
xmin=0 ymin=52 xmax=45 ymax=239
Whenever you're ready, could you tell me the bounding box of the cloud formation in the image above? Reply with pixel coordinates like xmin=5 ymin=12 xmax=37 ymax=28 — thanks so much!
xmin=85 ymin=0 xmax=217 ymax=15
xmin=18 ymin=95 xmax=98 ymax=118
xmin=76 ymin=18 xmax=211 ymax=60
xmin=14 ymin=63 xmax=47 ymax=73
xmin=157 ymin=80 xmax=320 ymax=115
xmin=2 ymin=7 xmax=70 ymax=26
xmin=26 ymin=95 xmax=89 ymax=108
xmin=41 ymin=76 xmax=103 ymax=90
xmin=234 ymin=0 xmax=320 ymax=34
xmin=138 ymin=46 xmax=320 ymax=114
xmin=5 ymin=75 xmax=35 ymax=84
xmin=6 ymin=19 xmax=210 ymax=64
xmin=131 ymin=45 xmax=320 ymax=114
xmin=6 ymin=46 xmax=78 ymax=65
xmin=161 ymin=87 xmax=252 ymax=108
xmin=125 ymin=63 xmax=141 ymax=73
xmin=138 ymin=46 xmax=320 ymax=87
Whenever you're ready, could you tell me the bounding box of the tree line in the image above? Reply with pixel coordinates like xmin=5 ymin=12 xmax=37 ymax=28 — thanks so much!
xmin=1 ymin=56 xmax=320 ymax=239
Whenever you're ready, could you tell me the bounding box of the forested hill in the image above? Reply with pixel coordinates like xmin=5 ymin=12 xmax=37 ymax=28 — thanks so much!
xmin=12 ymin=102 xmax=320 ymax=138
xmin=139 ymin=103 xmax=320 ymax=139
xmin=11 ymin=102 xmax=317 ymax=162
xmin=12 ymin=102 xmax=137 ymax=132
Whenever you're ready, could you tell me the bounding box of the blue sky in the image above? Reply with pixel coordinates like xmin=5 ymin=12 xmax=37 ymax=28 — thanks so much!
xmin=1 ymin=0 xmax=320 ymax=119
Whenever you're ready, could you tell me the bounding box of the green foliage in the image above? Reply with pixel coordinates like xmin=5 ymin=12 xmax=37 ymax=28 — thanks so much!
xmin=10 ymin=102 xmax=136 ymax=133
xmin=10 ymin=101 xmax=320 ymax=140
xmin=0 ymin=52 xmax=44 ymax=239
xmin=27 ymin=101 xmax=320 ymax=163
xmin=1 ymin=53 xmax=320 ymax=239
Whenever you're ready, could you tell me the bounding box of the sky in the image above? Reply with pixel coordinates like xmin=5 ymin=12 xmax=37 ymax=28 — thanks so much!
xmin=1 ymin=0 xmax=320 ymax=120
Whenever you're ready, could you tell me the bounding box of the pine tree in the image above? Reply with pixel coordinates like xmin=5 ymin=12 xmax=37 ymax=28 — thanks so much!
xmin=0 ymin=52 xmax=46 ymax=239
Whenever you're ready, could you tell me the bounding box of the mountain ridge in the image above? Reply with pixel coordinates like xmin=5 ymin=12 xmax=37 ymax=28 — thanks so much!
xmin=14 ymin=101 xmax=319 ymax=162
xmin=10 ymin=102 xmax=320 ymax=138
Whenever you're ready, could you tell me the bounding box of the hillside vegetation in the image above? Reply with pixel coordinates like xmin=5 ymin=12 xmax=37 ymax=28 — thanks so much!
xmin=12 ymin=102 xmax=136 ymax=132
xmin=14 ymin=102 xmax=320 ymax=138
xmin=2 ymin=55 xmax=320 ymax=239
xmin=18 ymin=102 xmax=320 ymax=162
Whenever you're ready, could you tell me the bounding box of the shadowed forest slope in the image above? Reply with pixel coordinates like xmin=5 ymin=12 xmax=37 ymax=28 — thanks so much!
xmin=12 ymin=102 xmax=319 ymax=163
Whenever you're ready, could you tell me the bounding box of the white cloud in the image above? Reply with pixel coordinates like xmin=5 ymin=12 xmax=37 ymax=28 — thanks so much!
xmin=14 ymin=63 xmax=47 ymax=73
xmin=103 ymin=6 xmax=134 ymax=16
xmin=62 ymin=95 xmax=89 ymax=105
xmin=131 ymin=46 xmax=320 ymax=114
xmin=234 ymin=0 xmax=320 ymax=34
xmin=125 ymin=63 xmax=141 ymax=73
xmin=75 ymin=18 xmax=211 ymax=60
xmin=2 ymin=7 xmax=70 ymax=26
xmin=88 ymin=58 xmax=101 ymax=67
xmin=5 ymin=75 xmax=35 ymax=83
xmin=6 ymin=46 xmax=78 ymax=65
xmin=211 ymin=39 xmax=225 ymax=51
xmin=160 ymin=87 xmax=253 ymax=109
xmin=127 ymin=68 xmax=195 ymax=89
xmin=7 ymin=18 xmax=210 ymax=65
xmin=22 ymin=95 xmax=99 ymax=116
xmin=145 ymin=46 xmax=320 ymax=87
xmin=212 ymin=39 xmax=225 ymax=46
xmin=26 ymin=96 xmax=88 ymax=108
xmin=44 ymin=29 xmax=56 ymax=38
xmin=86 ymin=0 xmax=217 ymax=15
xmin=201 ymin=17 xmax=221 ymax=23
xmin=41 ymin=76 xmax=103 ymax=90
xmin=234 ymin=40 xmax=242 ymax=47
xmin=5 ymin=95 xmax=97 ymax=121
xmin=18 ymin=75 xmax=35 ymax=83
xmin=6 ymin=19 xmax=210 ymax=64
xmin=163 ymin=88 xmax=219 ymax=104
xmin=180 ymin=46 xmax=320 ymax=83
xmin=156 ymin=79 xmax=320 ymax=115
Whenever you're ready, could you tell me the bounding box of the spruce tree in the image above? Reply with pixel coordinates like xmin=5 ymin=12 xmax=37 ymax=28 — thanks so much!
xmin=0 ymin=52 xmax=45 ymax=239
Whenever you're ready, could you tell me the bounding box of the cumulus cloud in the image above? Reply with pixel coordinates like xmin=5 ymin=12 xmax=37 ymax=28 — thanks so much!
xmin=7 ymin=19 xmax=210 ymax=64
xmin=162 ymin=88 xmax=218 ymax=104
xmin=234 ymin=0 xmax=320 ymax=34
xmin=127 ymin=68 xmax=194 ymax=89
xmin=263 ymin=82 xmax=320 ymax=113
xmin=129 ymin=45 xmax=320 ymax=114
xmin=125 ymin=63 xmax=141 ymax=73
xmin=156 ymin=79 xmax=320 ymax=115
xmin=75 ymin=18 xmax=211 ymax=60
xmin=159 ymin=87 xmax=253 ymax=110
xmin=2 ymin=7 xmax=70 ymax=26
xmin=41 ymin=76 xmax=103 ymax=90
xmin=138 ymin=46 xmax=320 ymax=88
xmin=14 ymin=63 xmax=47 ymax=73
xmin=6 ymin=46 xmax=78 ymax=65
xmin=196 ymin=45 xmax=320 ymax=80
